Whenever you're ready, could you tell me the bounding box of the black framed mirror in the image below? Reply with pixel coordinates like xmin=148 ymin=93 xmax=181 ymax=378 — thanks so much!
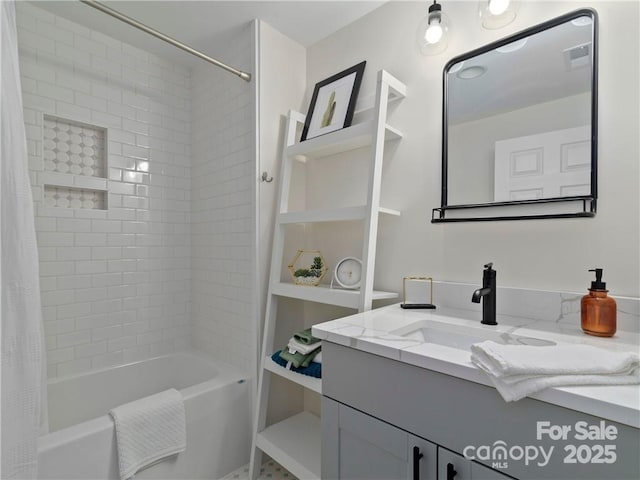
xmin=433 ymin=9 xmax=598 ymax=222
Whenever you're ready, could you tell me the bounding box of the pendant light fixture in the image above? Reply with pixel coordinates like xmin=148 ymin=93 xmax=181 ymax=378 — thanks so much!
xmin=417 ymin=0 xmax=450 ymax=56
xmin=478 ymin=0 xmax=519 ymax=29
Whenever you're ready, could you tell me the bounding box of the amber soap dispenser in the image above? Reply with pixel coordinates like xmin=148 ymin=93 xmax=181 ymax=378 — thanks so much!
xmin=581 ymin=268 xmax=617 ymax=337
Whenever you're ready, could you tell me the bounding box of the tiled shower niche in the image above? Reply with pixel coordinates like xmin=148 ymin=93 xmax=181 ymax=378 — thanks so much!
xmin=43 ymin=185 xmax=106 ymax=210
xmin=43 ymin=115 xmax=106 ymax=177
xmin=42 ymin=114 xmax=107 ymax=210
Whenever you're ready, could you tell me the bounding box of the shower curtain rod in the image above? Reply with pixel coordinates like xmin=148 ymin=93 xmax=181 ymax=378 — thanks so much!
xmin=79 ymin=0 xmax=252 ymax=82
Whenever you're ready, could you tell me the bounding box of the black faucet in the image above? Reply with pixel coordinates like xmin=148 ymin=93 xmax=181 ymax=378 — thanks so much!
xmin=471 ymin=263 xmax=497 ymax=325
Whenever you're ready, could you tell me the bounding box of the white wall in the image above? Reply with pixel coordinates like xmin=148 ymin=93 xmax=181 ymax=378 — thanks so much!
xmin=17 ymin=3 xmax=193 ymax=378
xmin=257 ymin=20 xmax=306 ymax=348
xmin=256 ymin=20 xmax=311 ymax=423
xmin=191 ymin=24 xmax=257 ymax=374
xmin=306 ymin=1 xmax=639 ymax=297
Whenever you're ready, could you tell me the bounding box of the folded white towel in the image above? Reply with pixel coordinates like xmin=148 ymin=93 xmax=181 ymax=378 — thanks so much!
xmin=287 ymin=337 xmax=321 ymax=356
xmin=471 ymin=341 xmax=640 ymax=402
xmin=110 ymin=388 xmax=186 ymax=480
xmin=313 ymin=351 xmax=322 ymax=364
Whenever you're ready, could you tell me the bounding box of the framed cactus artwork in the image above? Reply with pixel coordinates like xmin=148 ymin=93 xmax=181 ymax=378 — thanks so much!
xmin=300 ymin=61 xmax=366 ymax=142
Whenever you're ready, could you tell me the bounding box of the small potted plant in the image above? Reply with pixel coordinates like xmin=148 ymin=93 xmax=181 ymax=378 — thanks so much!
xmin=288 ymin=250 xmax=328 ymax=286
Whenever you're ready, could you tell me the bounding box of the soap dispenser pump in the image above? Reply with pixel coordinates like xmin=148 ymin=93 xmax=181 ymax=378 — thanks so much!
xmin=581 ymin=268 xmax=617 ymax=337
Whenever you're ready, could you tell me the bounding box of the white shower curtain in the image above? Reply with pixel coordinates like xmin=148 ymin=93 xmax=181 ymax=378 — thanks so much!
xmin=1 ymin=1 xmax=47 ymax=478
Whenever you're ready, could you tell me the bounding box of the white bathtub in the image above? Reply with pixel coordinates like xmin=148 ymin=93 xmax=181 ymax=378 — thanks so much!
xmin=38 ymin=351 xmax=252 ymax=479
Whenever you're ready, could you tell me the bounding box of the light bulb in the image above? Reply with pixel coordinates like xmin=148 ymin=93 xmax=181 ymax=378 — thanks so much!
xmin=488 ymin=0 xmax=510 ymax=16
xmin=479 ymin=0 xmax=519 ymax=29
xmin=416 ymin=1 xmax=450 ymax=56
xmin=425 ymin=22 xmax=443 ymax=44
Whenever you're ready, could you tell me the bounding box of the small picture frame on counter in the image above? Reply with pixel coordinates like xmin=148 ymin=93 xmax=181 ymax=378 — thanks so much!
xmin=401 ymin=276 xmax=436 ymax=309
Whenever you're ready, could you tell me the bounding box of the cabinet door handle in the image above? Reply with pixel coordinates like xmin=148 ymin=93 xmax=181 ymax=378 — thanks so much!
xmin=446 ymin=462 xmax=457 ymax=480
xmin=412 ymin=446 xmax=424 ymax=480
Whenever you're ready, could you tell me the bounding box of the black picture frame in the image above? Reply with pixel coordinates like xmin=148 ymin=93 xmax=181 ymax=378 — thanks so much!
xmin=300 ymin=61 xmax=366 ymax=142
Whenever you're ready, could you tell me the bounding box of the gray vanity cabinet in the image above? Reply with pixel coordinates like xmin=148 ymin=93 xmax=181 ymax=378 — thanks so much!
xmin=321 ymin=341 xmax=639 ymax=480
xmin=471 ymin=462 xmax=514 ymax=480
xmin=323 ymin=397 xmax=437 ymax=480
xmin=437 ymin=449 xmax=513 ymax=480
xmin=437 ymin=448 xmax=471 ymax=480
xmin=323 ymin=397 xmax=510 ymax=480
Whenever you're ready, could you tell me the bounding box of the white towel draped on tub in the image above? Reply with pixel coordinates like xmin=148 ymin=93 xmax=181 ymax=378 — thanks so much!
xmin=471 ymin=341 xmax=640 ymax=402
xmin=109 ymin=388 xmax=186 ymax=480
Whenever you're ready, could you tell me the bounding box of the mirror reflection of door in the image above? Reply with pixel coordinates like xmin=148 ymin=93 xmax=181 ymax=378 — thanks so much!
xmin=494 ymin=125 xmax=591 ymax=202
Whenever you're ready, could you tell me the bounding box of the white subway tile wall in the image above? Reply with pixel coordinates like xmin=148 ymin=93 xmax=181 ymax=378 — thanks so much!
xmin=191 ymin=26 xmax=255 ymax=373
xmin=17 ymin=3 xmax=193 ymax=378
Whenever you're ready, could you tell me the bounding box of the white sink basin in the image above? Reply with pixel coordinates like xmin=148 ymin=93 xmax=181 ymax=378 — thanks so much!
xmin=389 ymin=319 xmax=556 ymax=350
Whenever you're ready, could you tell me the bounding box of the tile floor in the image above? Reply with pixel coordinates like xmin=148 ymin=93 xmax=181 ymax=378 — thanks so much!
xmin=222 ymin=460 xmax=297 ymax=480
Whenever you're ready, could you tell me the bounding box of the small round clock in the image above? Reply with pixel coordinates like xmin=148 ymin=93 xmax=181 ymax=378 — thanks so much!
xmin=334 ymin=257 xmax=362 ymax=289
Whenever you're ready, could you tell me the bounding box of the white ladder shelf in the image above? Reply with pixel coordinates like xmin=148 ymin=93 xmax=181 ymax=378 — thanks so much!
xmin=249 ymin=70 xmax=406 ymax=479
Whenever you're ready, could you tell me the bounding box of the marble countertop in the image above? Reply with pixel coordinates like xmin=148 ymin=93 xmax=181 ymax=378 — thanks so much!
xmin=312 ymin=303 xmax=640 ymax=428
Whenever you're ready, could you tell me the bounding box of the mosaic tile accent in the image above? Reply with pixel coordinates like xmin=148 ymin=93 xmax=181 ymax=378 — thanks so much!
xmin=222 ymin=461 xmax=297 ymax=480
xmin=43 ymin=115 xmax=106 ymax=178
xmin=43 ymin=185 xmax=106 ymax=210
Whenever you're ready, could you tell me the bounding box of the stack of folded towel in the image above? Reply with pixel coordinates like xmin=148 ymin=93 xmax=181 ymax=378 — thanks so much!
xmin=471 ymin=340 xmax=640 ymax=402
xmin=272 ymin=350 xmax=321 ymax=378
xmin=274 ymin=328 xmax=322 ymax=378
